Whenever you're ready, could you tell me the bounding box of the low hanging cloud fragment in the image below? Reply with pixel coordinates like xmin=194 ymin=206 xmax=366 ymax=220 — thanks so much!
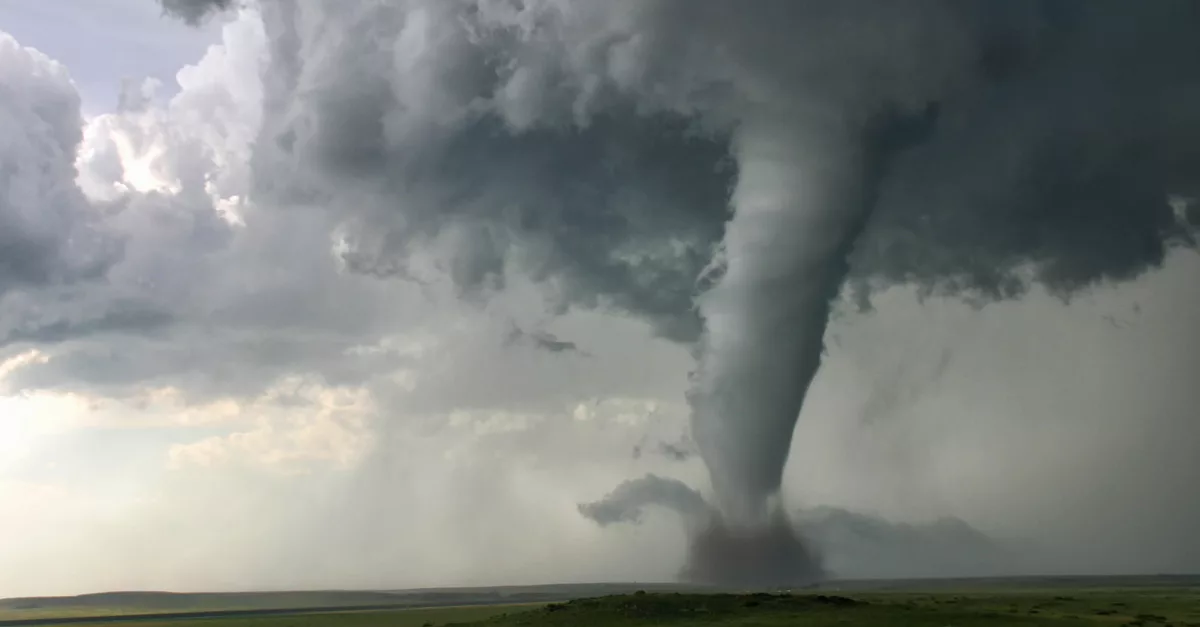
xmin=656 ymin=440 xmax=693 ymax=463
xmin=578 ymin=474 xmax=710 ymax=530
xmin=631 ymin=434 xmax=694 ymax=462
xmin=502 ymin=323 xmax=586 ymax=356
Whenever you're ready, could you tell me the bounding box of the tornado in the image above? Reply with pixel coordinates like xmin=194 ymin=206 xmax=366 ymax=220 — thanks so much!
xmin=582 ymin=106 xmax=938 ymax=586
xmin=693 ymin=114 xmax=871 ymax=527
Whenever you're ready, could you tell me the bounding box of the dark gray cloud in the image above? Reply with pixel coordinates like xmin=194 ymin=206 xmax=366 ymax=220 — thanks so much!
xmin=162 ymin=0 xmax=1200 ymax=369
xmin=159 ymin=0 xmax=232 ymax=25
xmin=851 ymin=1 xmax=1200 ymax=302
xmin=313 ymin=114 xmax=730 ymax=343
xmin=237 ymin=0 xmax=1199 ymax=323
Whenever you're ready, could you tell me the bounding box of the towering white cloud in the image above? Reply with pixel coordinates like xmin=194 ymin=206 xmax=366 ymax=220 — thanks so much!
xmin=0 ymin=33 xmax=119 ymax=294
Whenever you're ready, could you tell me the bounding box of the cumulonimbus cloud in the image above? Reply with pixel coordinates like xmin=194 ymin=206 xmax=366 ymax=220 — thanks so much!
xmin=151 ymin=0 xmax=1200 ymax=585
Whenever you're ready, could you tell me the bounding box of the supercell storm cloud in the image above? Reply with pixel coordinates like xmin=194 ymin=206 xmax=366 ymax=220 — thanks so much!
xmin=145 ymin=0 xmax=1199 ymax=585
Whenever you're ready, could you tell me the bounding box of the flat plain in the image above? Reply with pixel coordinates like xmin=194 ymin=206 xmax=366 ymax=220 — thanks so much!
xmin=2 ymin=576 xmax=1197 ymax=627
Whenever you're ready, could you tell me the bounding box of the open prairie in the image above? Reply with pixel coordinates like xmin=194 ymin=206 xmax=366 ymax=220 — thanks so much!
xmin=3 ymin=577 xmax=1197 ymax=627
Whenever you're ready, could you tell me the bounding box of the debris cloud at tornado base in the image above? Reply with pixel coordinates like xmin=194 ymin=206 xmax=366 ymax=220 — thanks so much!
xmin=163 ymin=0 xmax=1200 ymax=586
xmin=580 ymin=474 xmax=822 ymax=587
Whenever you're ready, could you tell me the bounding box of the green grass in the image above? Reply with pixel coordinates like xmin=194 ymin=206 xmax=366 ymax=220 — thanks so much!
xmin=466 ymin=588 xmax=1200 ymax=627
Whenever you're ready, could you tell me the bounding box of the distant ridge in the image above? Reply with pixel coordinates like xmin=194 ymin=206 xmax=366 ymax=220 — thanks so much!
xmin=0 ymin=584 xmax=707 ymax=622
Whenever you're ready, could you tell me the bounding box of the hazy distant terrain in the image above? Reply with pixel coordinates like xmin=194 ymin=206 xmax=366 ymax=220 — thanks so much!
xmin=0 ymin=584 xmax=705 ymax=622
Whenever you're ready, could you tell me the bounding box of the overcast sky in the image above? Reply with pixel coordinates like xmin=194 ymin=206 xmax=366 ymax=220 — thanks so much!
xmin=1 ymin=0 xmax=1198 ymax=598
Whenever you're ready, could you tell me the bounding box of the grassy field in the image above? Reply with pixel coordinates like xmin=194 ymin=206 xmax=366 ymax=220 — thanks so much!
xmin=477 ymin=589 xmax=1200 ymax=626
xmin=4 ymin=580 xmax=1199 ymax=627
